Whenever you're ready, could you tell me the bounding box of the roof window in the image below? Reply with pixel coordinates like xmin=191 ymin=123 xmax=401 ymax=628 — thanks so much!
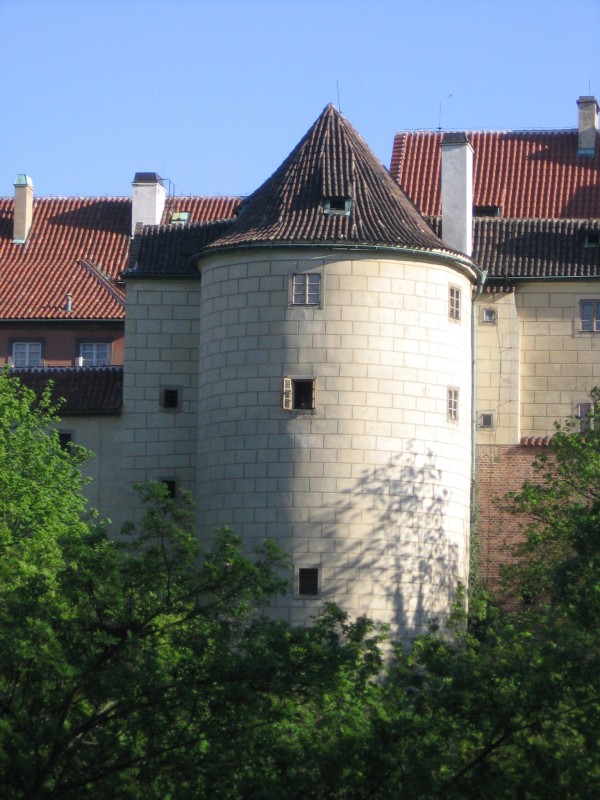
xmin=583 ymin=230 xmax=600 ymax=248
xmin=324 ymin=197 xmax=352 ymax=216
xmin=474 ymin=205 xmax=502 ymax=217
xmin=171 ymin=211 xmax=190 ymax=224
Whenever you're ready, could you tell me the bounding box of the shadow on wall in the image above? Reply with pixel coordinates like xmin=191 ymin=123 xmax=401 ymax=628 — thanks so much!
xmin=311 ymin=444 xmax=461 ymax=643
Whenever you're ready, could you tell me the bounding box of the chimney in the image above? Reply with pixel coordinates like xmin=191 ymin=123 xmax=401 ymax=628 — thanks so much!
xmin=131 ymin=172 xmax=166 ymax=235
xmin=13 ymin=174 xmax=34 ymax=243
xmin=440 ymin=132 xmax=473 ymax=256
xmin=577 ymin=96 xmax=599 ymax=157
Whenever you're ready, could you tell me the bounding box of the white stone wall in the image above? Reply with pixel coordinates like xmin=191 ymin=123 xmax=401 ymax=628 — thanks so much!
xmin=57 ymin=415 xmax=127 ymax=531
xmin=120 ymin=278 xmax=201 ymax=523
xmin=516 ymin=281 xmax=600 ymax=434
xmin=196 ymin=248 xmax=474 ymax=643
xmin=475 ymin=291 xmax=520 ymax=445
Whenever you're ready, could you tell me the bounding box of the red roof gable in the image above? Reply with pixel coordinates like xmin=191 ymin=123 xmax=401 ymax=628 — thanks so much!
xmin=390 ymin=130 xmax=600 ymax=219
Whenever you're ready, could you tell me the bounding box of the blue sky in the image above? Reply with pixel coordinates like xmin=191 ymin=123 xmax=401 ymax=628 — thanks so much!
xmin=2 ymin=0 xmax=599 ymax=198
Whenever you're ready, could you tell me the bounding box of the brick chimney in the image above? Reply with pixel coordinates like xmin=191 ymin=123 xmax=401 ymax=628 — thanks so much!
xmin=577 ymin=96 xmax=599 ymax=157
xmin=440 ymin=132 xmax=473 ymax=256
xmin=131 ymin=172 xmax=166 ymax=235
xmin=13 ymin=174 xmax=34 ymax=243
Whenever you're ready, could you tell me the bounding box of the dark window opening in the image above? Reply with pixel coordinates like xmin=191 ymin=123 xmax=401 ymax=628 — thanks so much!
xmin=162 ymin=480 xmax=177 ymax=499
xmin=479 ymin=413 xmax=494 ymax=429
xmin=298 ymin=568 xmax=319 ymax=596
xmin=474 ymin=205 xmax=502 ymax=217
xmin=583 ymin=231 xmax=600 ymax=248
xmin=293 ymin=380 xmax=314 ymax=410
xmin=162 ymin=389 xmax=180 ymax=409
xmin=58 ymin=432 xmax=72 ymax=450
xmin=324 ymin=197 xmax=351 ymax=216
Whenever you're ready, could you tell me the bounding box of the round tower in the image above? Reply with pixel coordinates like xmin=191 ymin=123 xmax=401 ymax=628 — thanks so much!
xmin=194 ymin=106 xmax=481 ymax=643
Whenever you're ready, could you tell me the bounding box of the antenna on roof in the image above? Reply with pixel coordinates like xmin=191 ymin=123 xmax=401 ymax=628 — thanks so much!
xmin=336 ymin=80 xmax=342 ymax=113
xmin=438 ymin=93 xmax=454 ymax=131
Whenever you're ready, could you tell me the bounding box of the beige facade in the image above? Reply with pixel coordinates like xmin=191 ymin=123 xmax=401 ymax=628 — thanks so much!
xmin=119 ymin=278 xmax=202 ymax=527
xmin=476 ymin=281 xmax=600 ymax=443
xmin=194 ymin=247 xmax=475 ymax=642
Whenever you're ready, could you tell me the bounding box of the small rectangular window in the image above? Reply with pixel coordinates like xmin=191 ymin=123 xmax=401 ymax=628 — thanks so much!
xmin=161 ymin=479 xmax=177 ymax=498
xmin=448 ymin=387 xmax=459 ymax=421
xmin=474 ymin=205 xmax=502 ymax=217
xmin=481 ymin=306 xmax=497 ymax=325
xmin=478 ymin=412 xmax=494 ymax=429
xmin=580 ymin=300 xmax=600 ymax=332
xmin=578 ymin=403 xmax=594 ymax=432
xmin=58 ymin=431 xmax=73 ymax=450
xmin=324 ymin=197 xmax=351 ymax=216
xmin=449 ymin=286 xmax=461 ymax=321
xmin=292 ymin=273 xmax=321 ymax=306
xmin=171 ymin=211 xmax=190 ymax=224
xmin=12 ymin=341 xmax=42 ymax=367
xmin=161 ymin=388 xmax=180 ymax=409
xmin=582 ymin=231 xmax=600 ymax=248
xmin=298 ymin=568 xmax=319 ymax=596
xmin=283 ymin=378 xmax=316 ymax=411
xmin=79 ymin=342 xmax=110 ymax=366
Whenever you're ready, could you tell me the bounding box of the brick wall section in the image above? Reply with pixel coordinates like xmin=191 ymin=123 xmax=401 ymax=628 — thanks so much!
xmin=476 ymin=443 xmax=545 ymax=590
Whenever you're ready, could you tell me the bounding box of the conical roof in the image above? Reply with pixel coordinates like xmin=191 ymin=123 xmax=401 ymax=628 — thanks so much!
xmin=205 ymin=104 xmax=463 ymax=257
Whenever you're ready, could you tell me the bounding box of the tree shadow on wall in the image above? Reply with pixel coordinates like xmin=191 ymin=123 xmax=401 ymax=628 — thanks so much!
xmin=312 ymin=443 xmax=463 ymax=644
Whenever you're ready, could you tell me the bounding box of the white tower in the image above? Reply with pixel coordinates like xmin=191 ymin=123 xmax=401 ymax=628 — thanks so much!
xmin=192 ymin=106 xmax=481 ymax=643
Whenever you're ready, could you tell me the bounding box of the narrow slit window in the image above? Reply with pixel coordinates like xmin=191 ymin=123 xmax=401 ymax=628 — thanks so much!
xmin=161 ymin=479 xmax=177 ymax=498
xmin=448 ymin=387 xmax=459 ymax=421
xmin=298 ymin=568 xmax=319 ymax=596
xmin=578 ymin=403 xmax=594 ymax=433
xmin=449 ymin=286 xmax=461 ymax=320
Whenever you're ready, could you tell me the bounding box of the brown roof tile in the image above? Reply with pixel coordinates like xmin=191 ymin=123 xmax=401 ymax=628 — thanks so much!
xmin=206 ymin=105 xmax=470 ymax=261
xmin=390 ymin=130 xmax=600 ymax=219
xmin=12 ymin=366 xmax=123 ymax=415
xmin=428 ymin=216 xmax=600 ymax=280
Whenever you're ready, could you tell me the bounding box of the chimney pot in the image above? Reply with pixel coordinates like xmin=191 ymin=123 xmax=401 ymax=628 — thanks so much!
xmin=13 ymin=174 xmax=34 ymax=243
xmin=577 ymin=96 xmax=598 ymax=157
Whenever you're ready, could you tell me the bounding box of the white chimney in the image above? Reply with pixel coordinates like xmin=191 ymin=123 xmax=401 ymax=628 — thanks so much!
xmin=131 ymin=172 xmax=166 ymax=235
xmin=440 ymin=133 xmax=473 ymax=257
xmin=13 ymin=174 xmax=34 ymax=243
xmin=577 ymin=96 xmax=599 ymax=157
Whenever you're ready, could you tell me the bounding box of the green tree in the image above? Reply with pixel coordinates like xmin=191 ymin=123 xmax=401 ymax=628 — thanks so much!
xmin=0 ymin=372 xmax=383 ymax=799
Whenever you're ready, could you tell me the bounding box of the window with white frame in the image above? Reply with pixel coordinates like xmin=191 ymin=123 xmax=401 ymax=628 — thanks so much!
xmin=478 ymin=412 xmax=494 ymax=429
xmin=577 ymin=402 xmax=595 ymax=432
xmin=481 ymin=306 xmax=497 ymax=325
xmin=449 ymin=286 xmax=461 ymax=321
xmin=12 ymin=341 xmax=42 ymax=367
xmin=448 ymin=387 xmax=459 ymax=421
xmin=79 ymin=342 xmax=110 ymax=367
xmin=580 ymin=300 xmax=600 ymax=332
xmin=292 ymin=273 xmax=321 ymax=306
xmin=283 ymin=377 xmax=316 ymax=411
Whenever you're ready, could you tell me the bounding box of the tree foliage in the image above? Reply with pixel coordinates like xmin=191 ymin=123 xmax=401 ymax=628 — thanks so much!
xmin=2 ymin=371 xmax=600 ymax=799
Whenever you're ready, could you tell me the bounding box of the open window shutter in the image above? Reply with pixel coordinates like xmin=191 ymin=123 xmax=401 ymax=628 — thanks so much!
xmin=283 ymin=377 xmax=292 ymax=410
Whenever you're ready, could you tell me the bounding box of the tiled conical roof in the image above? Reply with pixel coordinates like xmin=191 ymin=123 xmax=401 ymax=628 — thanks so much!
xmin=205 ymin=105 xmax=464 ymax=258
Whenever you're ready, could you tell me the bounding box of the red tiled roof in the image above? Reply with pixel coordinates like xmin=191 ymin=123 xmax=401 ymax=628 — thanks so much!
xmin=0 ymin=197 xmax=129 ymax=320
xmin=11 ymin=366 xmax=123 ymax=414
xmin=206 ymin=105 xmax=474 ymax=265
xmin=390 ymin=130 xmax=600 ymax=219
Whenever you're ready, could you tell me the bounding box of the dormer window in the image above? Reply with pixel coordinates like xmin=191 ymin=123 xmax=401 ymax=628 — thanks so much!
xmin=474 ymin=205 xmax=502 ymax=217
xmin=324 ymin=197 xmax=351 ymax=216
xmin=171 ymin=211 xmax=190 ymax=224
xmin=583 ymin=230 xmax=600 ymax=248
